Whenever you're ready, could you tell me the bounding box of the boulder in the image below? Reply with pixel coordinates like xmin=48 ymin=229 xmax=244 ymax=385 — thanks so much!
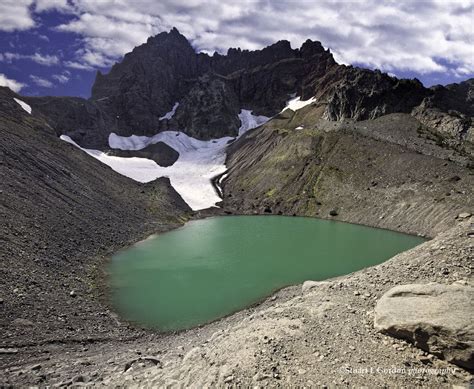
xmin=301 ymin=280 xmax=330 ymax=293
xmin=374 ymin=283 xmax=474 ymax=370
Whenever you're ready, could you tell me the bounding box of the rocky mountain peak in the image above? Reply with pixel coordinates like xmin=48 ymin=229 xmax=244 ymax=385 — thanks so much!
xmin=20 ymin=28 xmax=473 ymax=153
xmin=299 ymin=39 xmax=327 ymax=57
xmin=145 ymin=27 xmax=191 ymax=49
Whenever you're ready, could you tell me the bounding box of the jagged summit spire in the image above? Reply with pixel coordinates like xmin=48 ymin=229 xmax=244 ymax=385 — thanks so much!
xmin=299 ymin=39 xmax=327 ymax=57
xmin=145 ymin=27 xmax=190 ymax=46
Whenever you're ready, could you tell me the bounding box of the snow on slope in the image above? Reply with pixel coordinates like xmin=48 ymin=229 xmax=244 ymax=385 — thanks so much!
xmin=13 ymin=98 xmax=32 ymax=114
xmin=238 ymin=109 xmax=269 ymax=136
xmin=159 ymin=102 xmax=179 ymax=121
xmin=61 ymin=109 xmax=269 ymax=211
xmin=108 ymin=131 xmax=232 ymax=210
xmin=60 ymin=135 xmax=161 ymax=182
xmin=281 ymin=96 xmax=316 ymax=113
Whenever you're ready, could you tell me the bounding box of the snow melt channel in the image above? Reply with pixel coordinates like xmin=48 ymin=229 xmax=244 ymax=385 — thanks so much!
xmin=61 ymin=109 xmax=269 ymax=211
xmin=159 ymin=102 xmax=179 ymax=121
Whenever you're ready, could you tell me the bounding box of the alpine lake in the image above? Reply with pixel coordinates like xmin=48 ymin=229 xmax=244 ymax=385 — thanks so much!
xmin=109 ymin=215 xmax=426 ymax=331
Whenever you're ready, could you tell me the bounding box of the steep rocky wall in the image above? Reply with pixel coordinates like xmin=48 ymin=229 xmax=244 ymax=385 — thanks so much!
xmin=18 ymin=29 xmax=473 ymax=156
xmin=20 ymin=95 xmax=116 ymax=148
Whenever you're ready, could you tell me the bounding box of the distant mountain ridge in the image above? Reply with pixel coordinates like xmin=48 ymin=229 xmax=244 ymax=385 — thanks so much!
xmin=13 ymin=28 xmax=473 ymax=157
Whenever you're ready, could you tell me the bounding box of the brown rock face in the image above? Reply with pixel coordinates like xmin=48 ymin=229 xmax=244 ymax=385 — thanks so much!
xmin=374 ymin=283 xmax=474 ymax=370
xmin=172 ymin=73 xmax=241 ymax=139
xmin=412 ymin=79 xmax=474 ymax=157
xmin=21 ymin=30 xmax=337 ymax=147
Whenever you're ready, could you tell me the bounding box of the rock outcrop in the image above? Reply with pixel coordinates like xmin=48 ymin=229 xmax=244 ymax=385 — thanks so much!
xmin=412 ymin=79 xmax=474 ymax=159
xmin=374 ymin=283 xmax=474 ymax=370
xmin=16 ymin=28 xmax=471 ymax=156
xmin=21 ymin=95 xmax=117 ymax=148
xmin=107 ymin=141 xmax=179 ymax=167
xmin=85 ymin=33 xmax=335 ymax=145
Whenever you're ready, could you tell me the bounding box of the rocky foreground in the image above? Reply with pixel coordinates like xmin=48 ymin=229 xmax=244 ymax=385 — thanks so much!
xmin=1 ymin=218 xmax=472 ymax=387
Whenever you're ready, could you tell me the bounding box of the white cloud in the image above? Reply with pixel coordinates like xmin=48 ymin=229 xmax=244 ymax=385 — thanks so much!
xmin=35 ymin=0 xmax=70 ymax=12
xmin=0 ymin=52 xmax=60 ymax=66
xmin=52 ymin=72 xmax=70 ymax=83
xmin=0 ymin=73 xmax=26 ymax=92
xmin=0 ymin=0 xmax=35 ymax=32
xmin=55 ymin=11 xmax=160 ymax=67
xmin=6 ymin=0 xmax=474 ymax=79
xmin=29 ymin=75 xmax=53 ymax=87
xmin=30 ymin=53 xmax=60 ymax=66
xmin=49 ymin=0 xmax=474 ymax=78
xmin=64 ymin=60 xmax=94 ymax=71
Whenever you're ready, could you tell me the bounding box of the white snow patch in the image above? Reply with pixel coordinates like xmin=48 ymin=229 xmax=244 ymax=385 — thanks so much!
xmin=159 ymin=102 xmax=179 ymax=121
xmin=281 ymin=96 xmax=316 ymax=113
xmin=62 ymin=109 xmax=270 ymax=211
xmin=107 ymin=131 xmax=231 ymax=210
xmin=60 ymin=135 xmax=162 ymax=182
xmin=238 ymin=109 xmax=269 ymax=136
xmin=295 ymin=126 xmax=304 ymax=130
xmin=218 ymin=173 xmax=228 ymax=185
xmin=13 ymin=98 xmax=32 ymax=114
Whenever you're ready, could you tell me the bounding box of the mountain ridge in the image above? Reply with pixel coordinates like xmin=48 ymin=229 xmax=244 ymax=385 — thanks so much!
xmin=13 ymin=28 xmax=472 ymax=159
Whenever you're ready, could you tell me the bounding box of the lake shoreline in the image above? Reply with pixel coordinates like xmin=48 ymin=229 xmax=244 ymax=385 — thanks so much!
xmin=2 ymin=211 xmax=472 ymax=386
xmin=1 ymin=161 xmax=472 ymax=385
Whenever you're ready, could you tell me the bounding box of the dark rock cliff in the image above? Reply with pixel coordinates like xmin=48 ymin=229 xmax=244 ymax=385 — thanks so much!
xmin=17 ymin=28 xmax=473 ymax=156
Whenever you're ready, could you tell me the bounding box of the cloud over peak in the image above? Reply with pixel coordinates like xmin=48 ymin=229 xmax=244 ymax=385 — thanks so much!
xmin=50 ymin=0 xmax=474 ymax=78
xmin=0 ymin=0 xmax=472 ymax=95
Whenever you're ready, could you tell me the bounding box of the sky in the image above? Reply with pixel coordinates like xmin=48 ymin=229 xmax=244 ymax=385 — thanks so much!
xmin=0 ymin=0 xmax=473 ymax=98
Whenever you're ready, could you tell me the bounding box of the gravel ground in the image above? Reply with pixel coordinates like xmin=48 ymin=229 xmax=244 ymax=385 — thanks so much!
xmin=1 ymin=218 xmax=472 ymax=387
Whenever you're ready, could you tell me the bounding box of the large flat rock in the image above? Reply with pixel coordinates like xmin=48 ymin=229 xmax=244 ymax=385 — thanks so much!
xmin=374 ymin=282 xmax=474 ymax=370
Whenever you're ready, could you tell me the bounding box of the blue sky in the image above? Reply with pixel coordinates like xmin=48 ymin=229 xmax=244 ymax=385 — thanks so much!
xmin=0 ymin=0 xmax=473 ymax=98
xmin=0 ymin=10 xmax=97 ymax=97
